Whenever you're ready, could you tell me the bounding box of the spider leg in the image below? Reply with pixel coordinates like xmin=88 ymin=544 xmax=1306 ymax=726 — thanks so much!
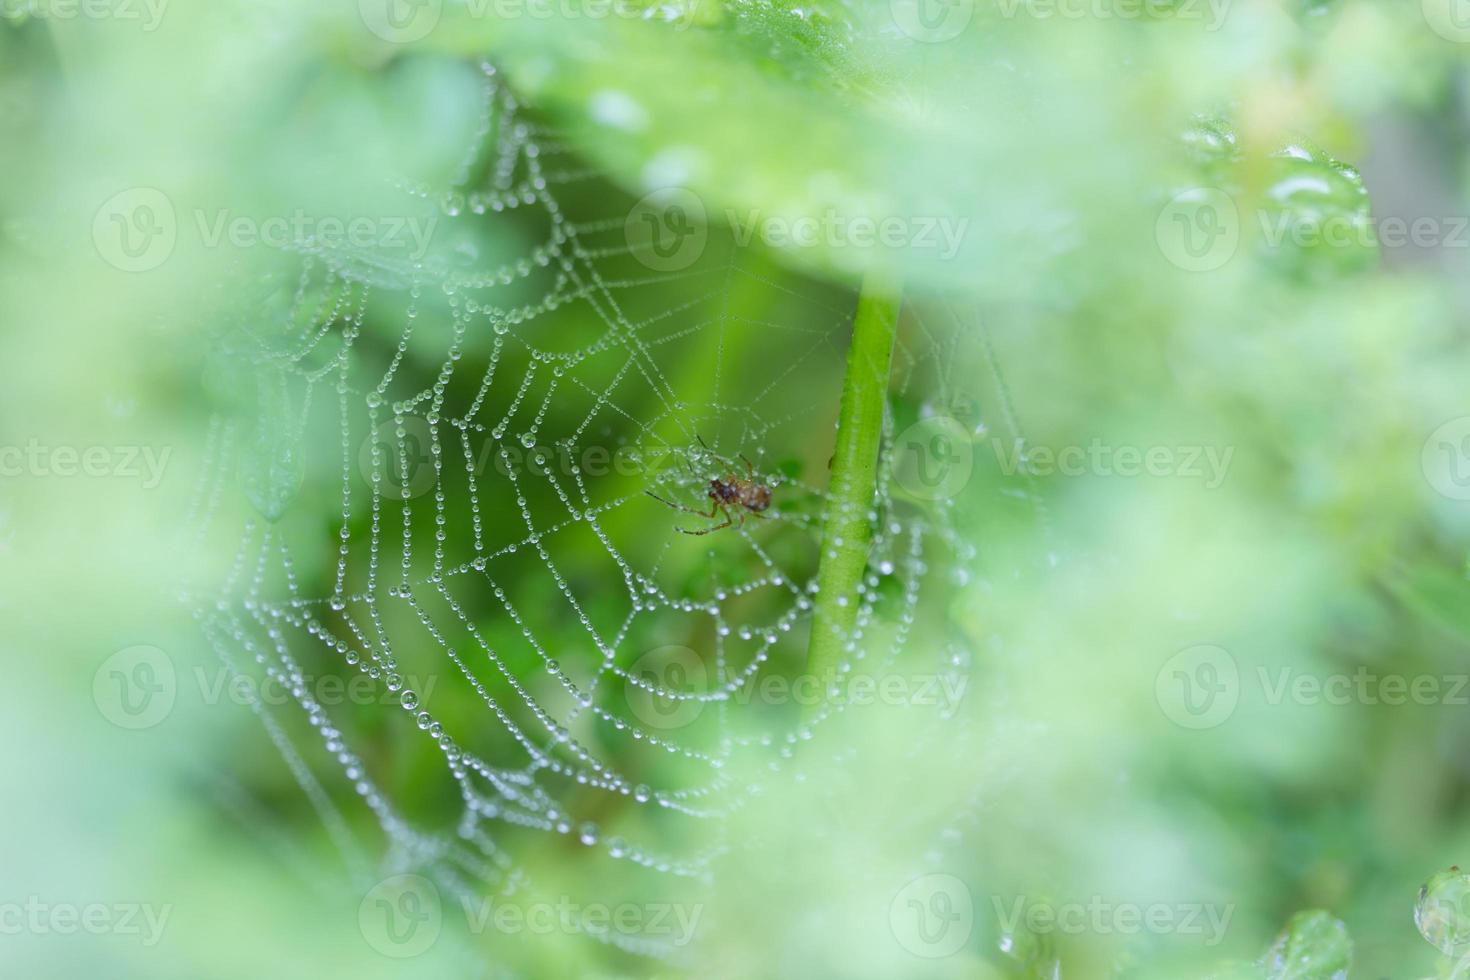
xmin=678 ymin=503 xmax=734 ymax=535
xmin=694 ymin=433 xmax=747 ymax=478
xmin=694 ymin=433 xmax=723 ymax=470
xmin=646 ymin=489 xmax=719 ymax=518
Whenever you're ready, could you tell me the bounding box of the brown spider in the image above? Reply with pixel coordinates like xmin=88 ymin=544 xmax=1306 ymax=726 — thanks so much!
xmin=646 ymin=439 xmax=773 ymax=535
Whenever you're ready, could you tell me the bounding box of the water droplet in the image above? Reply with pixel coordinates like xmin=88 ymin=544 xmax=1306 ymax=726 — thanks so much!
xmin=1418 ymin=867 xmax=1470 ymax=956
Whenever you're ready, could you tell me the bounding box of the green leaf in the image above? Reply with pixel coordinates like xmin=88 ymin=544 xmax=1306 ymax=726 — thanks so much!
xmin=356 ymin=7 xmax=1177 ymax=296
xmin=1383 ymin=563 xmax=1470 ymax=643
xmin=801 ymin=270 xmax=899 ymax=718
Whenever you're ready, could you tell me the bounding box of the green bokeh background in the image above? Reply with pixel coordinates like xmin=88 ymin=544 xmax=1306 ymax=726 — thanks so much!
xmin=5 ymin=1 xmax=1470 ymax=976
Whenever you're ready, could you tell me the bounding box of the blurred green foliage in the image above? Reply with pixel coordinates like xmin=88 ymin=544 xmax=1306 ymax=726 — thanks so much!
xmin=5 ymin=1 xmax=1470 ymax=978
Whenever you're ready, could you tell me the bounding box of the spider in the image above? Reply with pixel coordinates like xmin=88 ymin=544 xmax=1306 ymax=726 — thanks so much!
xmin=646 ymin=438 xmax=774 ymax=535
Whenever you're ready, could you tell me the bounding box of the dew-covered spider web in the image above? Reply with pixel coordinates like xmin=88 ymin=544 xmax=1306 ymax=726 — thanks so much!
xmin=184 ymin=58 xmax=990 ymax=968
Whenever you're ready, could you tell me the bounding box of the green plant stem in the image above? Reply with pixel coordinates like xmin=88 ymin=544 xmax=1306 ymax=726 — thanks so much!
xmin=802 ymin=270 xmax=901 ymax=721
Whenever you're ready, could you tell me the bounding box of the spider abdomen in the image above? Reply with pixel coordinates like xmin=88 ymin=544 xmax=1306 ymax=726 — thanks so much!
xmin=710 ymin=479 xmax=741 ymax=503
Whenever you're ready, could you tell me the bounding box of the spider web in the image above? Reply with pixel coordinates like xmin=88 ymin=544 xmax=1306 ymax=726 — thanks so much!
xmin=185 ymin=58 xmax=977 ymax=969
